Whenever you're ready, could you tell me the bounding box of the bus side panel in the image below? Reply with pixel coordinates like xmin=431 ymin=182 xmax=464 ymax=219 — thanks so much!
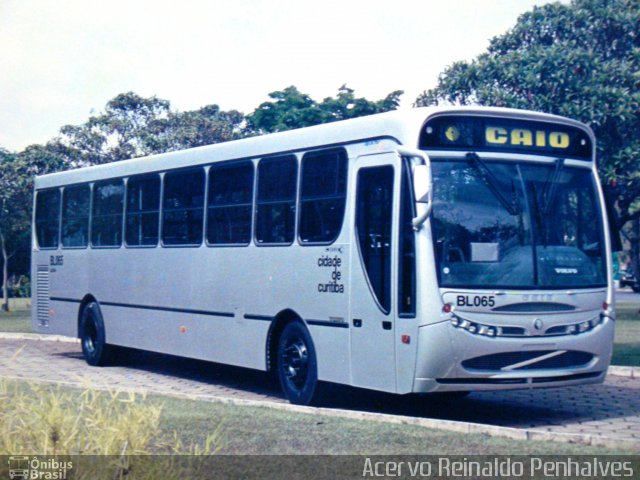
xmin=77 ymin=243 xmax=351 ymax=382
xmin=103 ymin=305 xmax=271 ymax=369
xmin=79 ymin=247 xmax=271 ymax=370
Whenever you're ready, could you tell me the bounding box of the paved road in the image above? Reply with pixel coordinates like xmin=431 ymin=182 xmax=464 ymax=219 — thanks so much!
xmin=1 ymin=337 xmax=639 ymax=450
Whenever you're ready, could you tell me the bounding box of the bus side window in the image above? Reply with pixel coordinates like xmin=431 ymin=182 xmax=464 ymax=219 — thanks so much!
xmin=255 ymin=155 xmax=297 ymax=245
xmin=91 ymin=180 xmax=124 ymax=247
xmin=61 ymin=185 xmax=90 ymax=248
xmin=126 ymin=174 xmax=160 ymax=247
xmin=162 ymin=169 xmax=205 ymax=246
xmin=207 ymin=161 xmax=254 ymax=245
xmin=35 ymin=189 xmax=61 ymax=249
xmin=299 ymin=148 xmax=348 ymax=244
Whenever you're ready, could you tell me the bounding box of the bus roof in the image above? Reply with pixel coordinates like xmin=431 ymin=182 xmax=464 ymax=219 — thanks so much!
xmin=34 ymin=106 xmax=592 ymax=189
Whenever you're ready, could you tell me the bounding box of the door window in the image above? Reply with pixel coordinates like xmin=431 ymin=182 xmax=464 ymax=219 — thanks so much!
xmin=356 ymin=166 xmax=394 ymax=313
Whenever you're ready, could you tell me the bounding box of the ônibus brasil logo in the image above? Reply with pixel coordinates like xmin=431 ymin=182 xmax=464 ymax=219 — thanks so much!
xmin=7 ymin=457 xmax=73 ymax=480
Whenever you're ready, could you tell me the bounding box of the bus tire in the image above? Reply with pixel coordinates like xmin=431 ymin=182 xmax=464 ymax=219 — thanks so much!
xmin=80 ymin=302 xmax=112 ymax=367
xmin=277 ymin=321 xmax=321 ymax=405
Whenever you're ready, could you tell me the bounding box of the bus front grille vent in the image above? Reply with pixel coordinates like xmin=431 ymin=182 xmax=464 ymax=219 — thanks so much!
xmin=492 ymin=302 xmax=576 ymax=313
xmin=461 ymin=350 xmax=594 ymax=372
xmin=36 ymin=265 xmax=50 ymax=327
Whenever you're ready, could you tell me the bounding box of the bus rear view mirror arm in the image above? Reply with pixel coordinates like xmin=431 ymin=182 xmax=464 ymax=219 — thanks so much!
xmin=395 ymin=147 xmax=433 ymax=232
xmin=412 ymin=204 xmax=432 ymax=231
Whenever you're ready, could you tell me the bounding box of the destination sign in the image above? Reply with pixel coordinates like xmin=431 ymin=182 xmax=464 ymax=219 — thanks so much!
xmin=420 ymin=115 xmax=592 ymax=160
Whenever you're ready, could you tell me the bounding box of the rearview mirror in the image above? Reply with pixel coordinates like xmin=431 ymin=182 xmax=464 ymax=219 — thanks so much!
xmin=413 ymin=164 xmax=431 ymax=203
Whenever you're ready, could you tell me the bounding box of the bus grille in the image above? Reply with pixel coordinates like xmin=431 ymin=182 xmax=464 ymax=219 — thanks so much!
xmin=36 ymin=265 xmax=50 ymax=327
xmin=461 ymin=350 xmax=594 ymax=372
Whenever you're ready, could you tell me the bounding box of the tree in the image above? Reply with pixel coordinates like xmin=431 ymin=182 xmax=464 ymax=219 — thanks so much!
xmin=416 ymin=0 xmax=640 ymax=258
xmin=145 ymin=105 xmax=244 ymax=153
xmin=0 ymin=148 xmax=17 ymax=310
xmin=57 ymin=92 xmax=244 ymax=166
xmin=320 ymin=85 xmax=404 ymax=122
xmin=0 ymin=145 xmax=67 ymax=310
xmin=246 ymin=85 xmax=403 ymax=134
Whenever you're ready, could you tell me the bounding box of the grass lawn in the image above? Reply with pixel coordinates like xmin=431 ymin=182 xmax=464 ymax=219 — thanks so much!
xmin=0 ymin=299 xmax=31 ymax=333
xmin=611 ymin=304 xmax=640 ymax=366
xmin=159 ymin=394 xmax=638 ymax=455
xmin=2 ymin=301 xmax=640 ymax=365
xmin=2 ymin=379 xmax=634 ymax=455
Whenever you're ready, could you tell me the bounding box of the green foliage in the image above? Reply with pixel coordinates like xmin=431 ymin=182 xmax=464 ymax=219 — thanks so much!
xmin=416 ymin=0 xmax=640 ymax=228
xmin=0 ymin=151 xmax=34 ymax=309
xmin=0 ymin=145 xmax=67 ymax=310
xmin=57 ymin=92 xmax=244 ymax=166
xmin=6 ymin=275 xmax=30 ymax=298
xmin=145 ymin=104 xmax=244 ymax=154
xmin=246 ymin=85 xmax=403 ymax=134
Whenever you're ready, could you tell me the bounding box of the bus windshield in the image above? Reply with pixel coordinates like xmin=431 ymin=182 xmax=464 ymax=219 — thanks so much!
xmin=431 ymin=158 xmax=607 ymax=289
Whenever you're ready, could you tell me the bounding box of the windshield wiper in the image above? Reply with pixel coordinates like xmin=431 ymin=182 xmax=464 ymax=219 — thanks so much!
xmin=541 ymin=158 xmax=565 ymax=215
xmin=466 ymin=152 xmax=520 ymax=216
xmin=531 ymin=183 xmax=547 ymax=247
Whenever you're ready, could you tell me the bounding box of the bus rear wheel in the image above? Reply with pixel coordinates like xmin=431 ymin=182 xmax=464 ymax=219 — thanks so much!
xmin=277 ymin=321 xmax=320 ymax=405
xmin=80 ymin=302 xmax=113 ymax=366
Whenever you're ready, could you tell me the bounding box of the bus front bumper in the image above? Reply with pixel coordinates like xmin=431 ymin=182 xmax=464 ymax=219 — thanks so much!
xmin=412 ymin=316 xmax=614 ymax=393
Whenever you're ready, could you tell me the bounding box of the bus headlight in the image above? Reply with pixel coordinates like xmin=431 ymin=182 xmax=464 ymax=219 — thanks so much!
xmin=450 ymin=314 xmax=602 ymax=337
xmin=451 ymin=315 xmax=497 ymax=338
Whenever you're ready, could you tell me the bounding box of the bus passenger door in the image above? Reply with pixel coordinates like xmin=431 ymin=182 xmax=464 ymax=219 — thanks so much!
xmin=349 ymin=153 xmax=399 ymax=392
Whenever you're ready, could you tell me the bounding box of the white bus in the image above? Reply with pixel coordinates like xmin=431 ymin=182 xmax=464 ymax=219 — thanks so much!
xmin=31 ymin=107 xmax=614 ymax=405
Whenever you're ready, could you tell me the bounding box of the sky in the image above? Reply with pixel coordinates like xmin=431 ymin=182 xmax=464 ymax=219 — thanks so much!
xmin=0 ymin=0 xmax=562 ymax=152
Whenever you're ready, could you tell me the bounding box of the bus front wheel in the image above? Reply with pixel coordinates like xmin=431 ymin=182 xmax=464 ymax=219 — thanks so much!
xmin=277 ymin=321 xmax=321 ymax=405
xmin=80 ymin=302 xmax=112 ymax=366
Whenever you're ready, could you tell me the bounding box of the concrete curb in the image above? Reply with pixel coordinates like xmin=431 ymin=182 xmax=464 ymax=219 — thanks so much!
xmin=1 ymin=332 xmax=638 ymax=377
xmin=0 ymin=332 xmax=79 ymax=343
xmin=608 ymin=366 xmax=640 ymax=379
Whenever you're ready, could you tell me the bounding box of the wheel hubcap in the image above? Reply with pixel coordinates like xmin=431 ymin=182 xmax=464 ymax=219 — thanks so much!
xmin=282 ymin=338 xmax=308 ymax=390
xmin=83 ymin=319 xmax=97 ymax=354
